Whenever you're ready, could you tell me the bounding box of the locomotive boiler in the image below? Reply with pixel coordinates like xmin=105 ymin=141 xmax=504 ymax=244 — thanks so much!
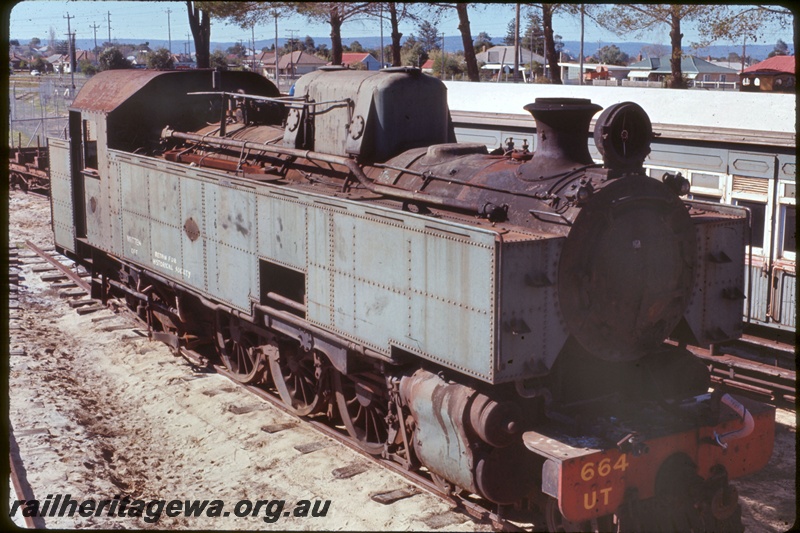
xmin=49 ymin=68 xmax=775 ymax=530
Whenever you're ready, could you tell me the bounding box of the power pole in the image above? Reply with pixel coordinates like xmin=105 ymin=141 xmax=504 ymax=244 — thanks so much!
xmin=107 ymin=11 xmax=111 ymax=44
xmin=287 ymin=30 xmax=297 ymax=79
xmin=64 ymin=13 xmax=75 ymax=90
xmin=579 ymin=4 xmax=585 ymax=85
xmin=252 ymin=25 xmax=256 ymax=72
xmin=514 ymin=4 xmax=520 ymax=82
xmin=440 ymin=32 xmax=445 ymax=81
xmin=379 ymin=4 xmax=384 ymax=68
xmin=273 ymin=11 xmax=279 ymax=85
xmin=166 ymin=8 xmax=172 ymax=53
xmin=90 ymin=22 xmax=100 ymax=65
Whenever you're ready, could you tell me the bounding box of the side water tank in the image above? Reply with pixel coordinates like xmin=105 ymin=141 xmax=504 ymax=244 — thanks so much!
xmin=285 ymin=67 xmax=454 ymax=162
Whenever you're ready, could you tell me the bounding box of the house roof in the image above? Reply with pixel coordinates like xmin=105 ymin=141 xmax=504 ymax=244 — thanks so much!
xmin=743 ymin=55 xmax=795 ymax=75
xmin=255 ymin=51 xmax=276 ymax=63
xmin=277 ymin=50 xmax=327 ymax=69
xmin=628 ymin=55 xmax=739 ymax=75
xmin=340 ymin=53 xmax=371 ymax=64
xmin=421 ymin=59 xmax=435 ymax=70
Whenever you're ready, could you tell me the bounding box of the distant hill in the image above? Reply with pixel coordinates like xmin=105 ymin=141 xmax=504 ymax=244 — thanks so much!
xmin=68 ymin=36 xmax=785 ymax=62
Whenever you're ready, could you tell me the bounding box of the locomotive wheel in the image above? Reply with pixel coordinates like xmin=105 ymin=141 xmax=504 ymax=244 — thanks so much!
xmin=332 ymin=370 xmax=389 ymax=455
xmin=268 ymin=342 xmax=325 ymax=416
xmin=215 ymin=315 xmax=266 ymax=384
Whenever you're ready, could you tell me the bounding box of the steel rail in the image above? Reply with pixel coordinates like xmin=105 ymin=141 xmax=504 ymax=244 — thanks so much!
xmin=25 ymin=240 xmax=91 ymax=292
xmin=9 ymin=423 xmax=46 ymax=528
xmin=211 ymin=364 xmax=520 ymax=531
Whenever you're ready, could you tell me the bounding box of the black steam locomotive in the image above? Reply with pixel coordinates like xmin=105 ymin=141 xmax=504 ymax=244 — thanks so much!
xmin=50 ymin=68 xmax=774 ymax=530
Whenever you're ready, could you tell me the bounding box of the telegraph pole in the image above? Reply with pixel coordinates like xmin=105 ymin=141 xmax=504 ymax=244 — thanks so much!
xmin=166 ymin=8 xmax=172 ymax=53
xmin=513 ymin=4 xmax=520 ymax=82
xmin=90 ymin=22 xmax=100 ymax=64
xmin=273 ymin=11 xmax=279 ymax=85
xmin=379 ymin=4 xmax=384 ymax=68
xmin=252 ymin=25 xmax=257 ymax=72
xmin=440 ymin=33 xmax=445 ymax=81
xmin=107 ymin=11 xmax=111 ymax=43
xmin=64 ymin=13 xmax=75 ymax=90
xmin=287 ymin=30 xmax=297 ymax=79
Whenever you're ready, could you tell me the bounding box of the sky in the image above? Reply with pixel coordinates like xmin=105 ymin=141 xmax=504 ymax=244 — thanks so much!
xmin=5 ymin=1 xmax=794 ymax=51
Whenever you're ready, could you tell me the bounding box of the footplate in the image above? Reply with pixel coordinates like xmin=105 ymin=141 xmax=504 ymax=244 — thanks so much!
xmin=522 ymin=395 xmax=775 ymax=523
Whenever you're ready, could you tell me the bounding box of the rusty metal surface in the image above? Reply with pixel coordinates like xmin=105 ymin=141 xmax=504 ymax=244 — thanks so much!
xmin=70 ymin=69 xmax=169 ymax=113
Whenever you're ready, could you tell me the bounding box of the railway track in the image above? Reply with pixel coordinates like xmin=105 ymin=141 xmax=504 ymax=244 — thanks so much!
xmin=20 ymin=241 xmax=521 ymax=531
xmin=19 ymin=240 xmax=796 ymax=532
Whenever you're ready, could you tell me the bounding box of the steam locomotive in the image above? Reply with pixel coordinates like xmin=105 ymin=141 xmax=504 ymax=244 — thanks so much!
xmin=50 ymin=68 xmax=774 ymax=530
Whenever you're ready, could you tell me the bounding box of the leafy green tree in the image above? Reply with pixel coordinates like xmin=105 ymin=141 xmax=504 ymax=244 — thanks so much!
xmin=227 ymin=42 xmax=248 ymax=58
xmin=210 ymin=50 xmax=229 ymax=70
xmin=400 ymin=36 xmax=425 ymax=67
xmin=347 ymin=40 xmax=365 ymax=53
xmin=53 ymin=40 xmax=69 ymax=55
xmin=595 ymin=44 xmax=629 ymax=65
xmin=503 ymin=18 xmax=517 ymax=46
xmin=30 ymin=57 xmax=47 ymax=72
xmin=99 ymin=47 xmax=132 ymax=70
xmin=10 ymin=39 xmax=19 ymax=46
xmin=430 ymin=3 xmax=481 ymax=82
xmin=700 ymin=5 xmax=794 ymax=61
xmin=291 ymin=2 xmax=376 ymax=65
xmin=29 ymin=37 xmax=41 ymax=48
xmin=303 ymin=35 xmax=315 ymax=52
xmin=147 ymin=48 xmax=175 ymax=69
xmin=417 ymin=20 xmax=441 ymax=52
xmin=768 ymin=39 xmax=790 ymax=57
xmin=474 ymin=31 xmax=492 ymax=51
xmin=597 ymin=5 xmax=717 ymax=89
xmin=79 ymin=59 xmax=99 ymax=76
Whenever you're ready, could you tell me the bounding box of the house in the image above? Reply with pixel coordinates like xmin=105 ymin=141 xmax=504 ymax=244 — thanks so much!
xmin=278 ymin=50 xmax=327 ymax=78
xmin=626 ymin=55 xmax=739 ymax=87
xmin=253 ymin=51 xmax=278 ymax=78
xmin=740 ymin=55 xmax=795 ymax=92
xmin=336 ymin=52 xmax=381 ymax=71
xmin=475 ymin=45 xmax=546 ymax=80
xmin=421 ymin=58 xmax=435 ymax=74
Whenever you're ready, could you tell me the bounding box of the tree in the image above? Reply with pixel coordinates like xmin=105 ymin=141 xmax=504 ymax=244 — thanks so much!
xmin=768 ymin=38 xmax=790 ymax=57
xmin=431 ymin=3 xmax=481 ymax=82
xmin=504 ymin=18 xmax=517 ymax=46
xmin=400 ymin=35 xmax=425 ymax=67
xmin=474 ymin=31 xmax=492 ymax=51
xmin=148 ymin=48 xmax=175 ymax=69
xmin=30 ymin=57 xmax=47 ymax=72
xmin=417 ymin=20 xmax=441 ymax=52
xmin=303 ymin=35 xmax=316 ymax=52
xmin=595 ymin=44 xmax=629 ymax=65
xmin=210 ymin=50 xmax=229 ymax=70
xmin=99 ymin=47 xmax=132 ymax=70
xmin=9 ymin=39 xmax=19 ymax=47
xmin=348 ymin=40 xmax=365 ymax=53
xmin=79 ymin=59 xmax=99 ymax=76
xmin=541 ymin=4 xmax=562 ymax=83
xmin=53 ymin=40 xmax=69 ymax=55
xmin=29 ymin=37 xmax=41 ymax=48
xmin=227 ymin=42 xmax=248 ymax=58
xmin=597 ymin=5 xmax=716 ymax=89
xmin=291 ymin=3 xmax=375 ymax=65
xmin=700 ymin=5 xmax=794 ymax=60
xmin=522 ymin=10 xmax=545 ymax=56
xmin=187 ymin=1 xmax=211 ymax=69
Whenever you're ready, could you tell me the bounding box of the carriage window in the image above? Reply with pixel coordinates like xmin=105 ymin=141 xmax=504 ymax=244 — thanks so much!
xmin=734 ymin=199 xmax=766 ymax=249
xmin=691 ymin=173 xmax=720 ymax=190
xmin=782 ymin=206 xmax=796 ymax=256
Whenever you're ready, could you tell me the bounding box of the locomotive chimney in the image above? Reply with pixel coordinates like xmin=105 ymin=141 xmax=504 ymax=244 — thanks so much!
xmin=523 ymin=98 xmax=601 ymax=174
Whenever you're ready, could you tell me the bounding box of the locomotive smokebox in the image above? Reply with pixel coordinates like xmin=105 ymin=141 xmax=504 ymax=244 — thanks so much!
xmin=523 ymin=98 xmax=602 ymax=174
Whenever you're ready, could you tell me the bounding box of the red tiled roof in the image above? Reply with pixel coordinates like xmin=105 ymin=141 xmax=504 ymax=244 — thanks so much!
xmin=743 ymin=55 xmax=795 ymax=74
xmin=341 ymin=53 xmax=370 ymax=63
xmin=422 ymin=59 xmax=435 ymax=69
